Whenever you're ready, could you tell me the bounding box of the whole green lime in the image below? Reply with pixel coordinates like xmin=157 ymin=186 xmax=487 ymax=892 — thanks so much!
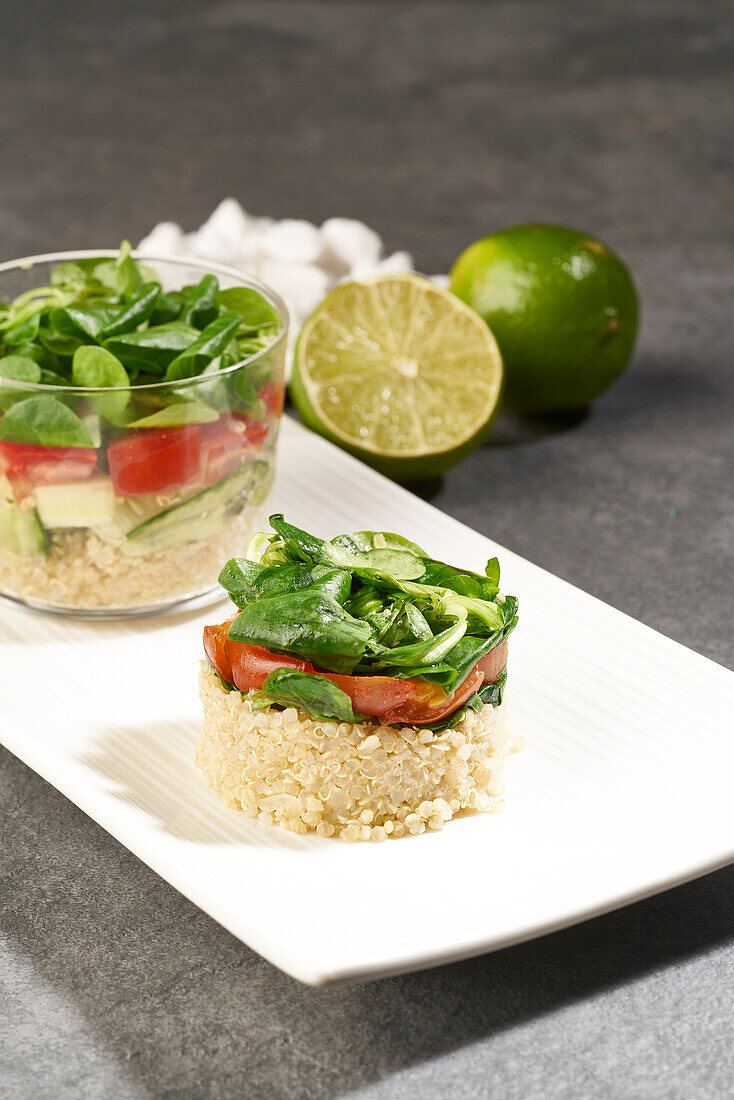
xmin=449 ymin=224 xmax=638 ymax=415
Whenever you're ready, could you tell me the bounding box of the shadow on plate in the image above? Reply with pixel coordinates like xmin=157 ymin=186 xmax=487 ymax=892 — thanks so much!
xmin=78 ymin=719 xmax=307 ymax=851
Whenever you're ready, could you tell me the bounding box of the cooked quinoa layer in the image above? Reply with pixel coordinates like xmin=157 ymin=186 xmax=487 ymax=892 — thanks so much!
xmin=0 ymin=509 xmax=259 ymax=611
xmin=197 ymin=661 xmax=522 ymax=841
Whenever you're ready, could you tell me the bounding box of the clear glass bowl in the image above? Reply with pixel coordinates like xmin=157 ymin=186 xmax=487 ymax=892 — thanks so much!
xmin=0 ymin=251 xmax=288 ymax=617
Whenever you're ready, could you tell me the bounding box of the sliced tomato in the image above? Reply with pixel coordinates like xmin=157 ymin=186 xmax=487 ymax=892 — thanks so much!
xmin=326 ymin=672 xmax=416 ymax=717
xmin=259 ymin=380 xmax=285 ymax=418
xmin=476 ymin=639 xmax=508 ymax=685
xmin=232 ymin=412 xmax=269 ymax=449
xmin=0 ymin=440 xmax=97 ymax=499
xmin=203 ymin=623 xmax=508 ymax=726
xmin=203 ymin=625 xmax=313 ymax=689
xmin=203 ymin=620 xmax=234 ymax=683
xmin=383 ymin=667 xmax=484 ymax=726
xmin=200 ymin=415 xmax=252 ymax=485
xmin=107 ymin=425 xmax=202 ymax=497
xmin=229 ymin=642 xmax=314 ymax=692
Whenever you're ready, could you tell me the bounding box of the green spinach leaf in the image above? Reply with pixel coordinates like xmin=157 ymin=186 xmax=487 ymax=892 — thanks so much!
xmin=308 ymin=568 xmax=352 ymax=604
xmin=165 ymin=311 xmax=243 ymax=381
xmin=404 ymin=601 xmax=433 ymax=641
xmin=321 ymin=540 xmax=426 ymax=581
xmin=99 ymin=240 xmax=156 ymax=296
xmin=100 ymin=283 xmax=160 ymax=338
xmin=52 ymin=303 xmax=122 ymax=341
xmin=103 ymin=321 xmax=201 ymax=374
xmin=181 ymin=275 xmax=219 ymax=328
xmin=219 ymin=558 xmax=348 ymax=608
xmin=149 ymin=290 xmax=184 ymax=325
xmin=485 ymin=557 xmax=500 ymax=587
xmin=218 ymin=558 xmax=267 ymax=607
xmin=0 ymin=355 xmax=42 ymax=383
xmin=268 ymin=514 xmax=324 ymax=560
xmin=261 ymin=669 xmax=360 ymax=722
xmin=72 ymin=345 xmax=130 ymax=422
xmin=229 ymin=588 xmax=372 ymax=674
xmin=0 ymin=395 xmax=95 ymax=448
xmin=0 ymin=356 xmax=42 ymax=411
xmin=420 ymin=560 xmax=498 ymax=600
xmin=3 ymin=312 xmax=41 ymax=346
xmin=216 ymin=287 xmax=281 ymax=332
xmin=124 ymin=399 xmax=220 ymax=429
xmin=335 ymin=530 xmax=428 ymax=558
xmin=38 ymin=320 xmax=84 ymax=359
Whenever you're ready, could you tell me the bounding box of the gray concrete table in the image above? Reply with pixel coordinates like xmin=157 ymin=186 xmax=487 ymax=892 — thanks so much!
xmin=2 ymin=2 xmax=733 ymax=1097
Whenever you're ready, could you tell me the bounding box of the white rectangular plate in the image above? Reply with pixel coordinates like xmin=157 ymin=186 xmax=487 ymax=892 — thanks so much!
xmin=2 ymin=416 xmax=733 ymax=985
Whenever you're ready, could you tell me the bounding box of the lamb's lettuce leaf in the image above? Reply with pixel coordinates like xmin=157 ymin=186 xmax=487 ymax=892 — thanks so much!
xmin=261 ymin=669 xmax=360 ymax=722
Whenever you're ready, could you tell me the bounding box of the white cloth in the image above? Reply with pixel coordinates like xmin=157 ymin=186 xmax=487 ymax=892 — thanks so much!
xmin=138 ymin=199 xmax=415 ymax=374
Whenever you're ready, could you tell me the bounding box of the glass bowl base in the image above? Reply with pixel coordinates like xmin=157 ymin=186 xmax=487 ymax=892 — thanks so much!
xmin=0 ymin=583 xmax=228 ymax=622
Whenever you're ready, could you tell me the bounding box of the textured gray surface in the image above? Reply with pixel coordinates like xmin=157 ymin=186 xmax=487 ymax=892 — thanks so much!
xmin=1 ymin=1 xmax=733 ymax=1097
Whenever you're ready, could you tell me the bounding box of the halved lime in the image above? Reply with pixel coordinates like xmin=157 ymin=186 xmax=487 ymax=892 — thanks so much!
xmin=290 ymin=274 xmax=503 ymax=480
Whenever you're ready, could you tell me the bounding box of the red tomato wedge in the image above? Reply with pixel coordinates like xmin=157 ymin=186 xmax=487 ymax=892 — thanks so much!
xmin=232 ymin=413 xmax=269 ymax=449
xmin=107 ymin=425 xmax=202 ymax=496
xmin=0 ymin=440 xmax=97 ymax=498
xmin=203 ymin=621 xmax=235 ymax=684
xmin=229 ymin=642 xmax=315 ymax=692
xmin=200 ymin=415 xmax=253 ymax=485
xmin=476 ymin=639 xmax=508 ymax=685
xmin=383 ymin=666 xmax=484 ymax=726
xmin=326 ymin=672 xmax=416 ymax=717
xmin=203 ymin=620 xmax=508 ymax=726
xmin=259 ymin=380 xmax=285 ymax=418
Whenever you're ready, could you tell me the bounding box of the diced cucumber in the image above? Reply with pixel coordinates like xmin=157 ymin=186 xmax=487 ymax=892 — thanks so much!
xmin=91 ymin=495 xmax=170 ymax=547
xmin=0 ymin=498 xmax=48 ymax=556
xmin=121 ymin=460 xmax=269 ymax=557
xmin=35 ymin=476 xmax=115 ymax=528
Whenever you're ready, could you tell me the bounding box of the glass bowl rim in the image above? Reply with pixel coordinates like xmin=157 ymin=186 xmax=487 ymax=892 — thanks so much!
xmin=0 ymin=249 xmax=290 ymax=394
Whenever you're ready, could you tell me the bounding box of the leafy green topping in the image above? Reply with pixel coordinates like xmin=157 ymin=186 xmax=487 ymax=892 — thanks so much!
xmin=103 ymin=322 xmax=201 ymax=375
xmin=216 ymin=286 xmax=281 ymax=332
xmin=218 ymin=514 xmax=518 ymax=722
xmin=0 ymin=242 xmax=283 ymax=426
xmin=0 ymin=355 xmax=42 ymax=383
xmin=165 ymin=311 xmax=243 ymax=381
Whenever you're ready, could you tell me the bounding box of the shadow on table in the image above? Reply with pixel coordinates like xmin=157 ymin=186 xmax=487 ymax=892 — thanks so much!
xmin=598 ymin=356 xmax=725 ymax=422
xmin=405 ymin=409 xmax=590 ymax=501
xmin=408 ymin=357 xmax=724 ymax=502
xmin=3 ymin=749 xmax=734 ymax=1099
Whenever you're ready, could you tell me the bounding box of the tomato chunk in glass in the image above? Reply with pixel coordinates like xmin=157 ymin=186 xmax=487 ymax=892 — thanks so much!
xmin=0 ymin=440 xmax=97 ymax=498
xmin=200 ymin=414 xmax=268 ymax=486
xmin=107 ymin=425 xmax=202 ymax=497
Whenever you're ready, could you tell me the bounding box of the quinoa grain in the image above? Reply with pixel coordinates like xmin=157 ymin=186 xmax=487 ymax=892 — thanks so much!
xmin=197 ymin=662 xmax=521 ymax=841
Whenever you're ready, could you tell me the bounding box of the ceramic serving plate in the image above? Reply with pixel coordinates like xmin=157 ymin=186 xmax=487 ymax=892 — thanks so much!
xmin=2 ymin=416 xmax=733 ymax=985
